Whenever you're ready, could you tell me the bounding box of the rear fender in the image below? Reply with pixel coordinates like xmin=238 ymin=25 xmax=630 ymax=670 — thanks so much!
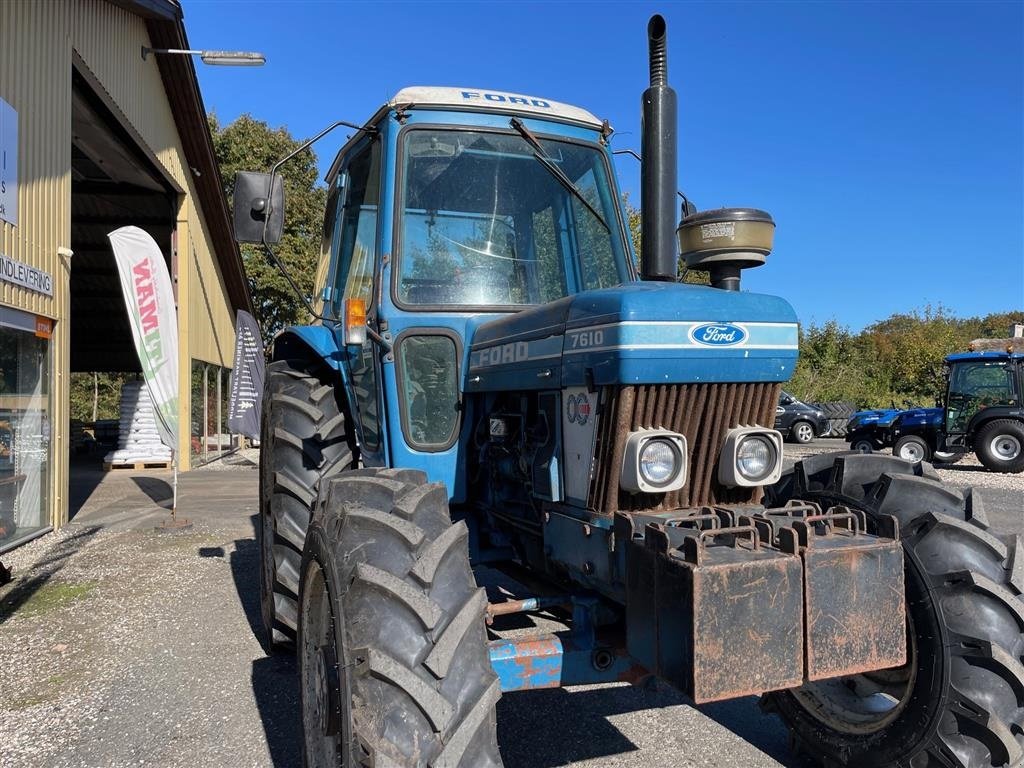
xmin=965 ymin=406 xmax=1024 ymax=448
xmin=271 ymin=326 xmax=364 ymax=448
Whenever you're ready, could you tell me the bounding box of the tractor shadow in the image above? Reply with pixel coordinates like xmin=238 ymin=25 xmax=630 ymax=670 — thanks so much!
xmin=228 ymin=517 xmax=302 ymax=768
xmin=0 ymin=526 xmax=103 ymax=624
xmin=225 ymin=518 xmax=797 ymax=768
xmin=497 ymin=685 xmax=798 ymax=768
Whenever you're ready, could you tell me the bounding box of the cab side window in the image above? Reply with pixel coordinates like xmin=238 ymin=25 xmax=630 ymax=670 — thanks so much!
xmin=334 ymin=141 xmax=381 ymax=309
xmin=313 ymin=181 xmax=344 ymax=315
xmin=334 ymin=140 xmax=382 ymax=450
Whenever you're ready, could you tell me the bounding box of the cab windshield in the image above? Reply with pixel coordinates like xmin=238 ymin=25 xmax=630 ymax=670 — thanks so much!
xmin=946 ymin=360 xmax=1018 ymax=433
xmin=396 ymin=128 xmax=630 ymax=308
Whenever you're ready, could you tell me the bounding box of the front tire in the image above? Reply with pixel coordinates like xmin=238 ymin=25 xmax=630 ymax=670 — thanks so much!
xmin=851 ymin=438 xmax=876 ymax=453
xmin=893 ymin=434 xmax=931 ymax=463
xmin=975 ymin=419 xmax=1024 ymax=474
xmin=765 ymin=453 xmax=1024 ymax=768
xmin=298 ymin=469 xmax=502 ymax=767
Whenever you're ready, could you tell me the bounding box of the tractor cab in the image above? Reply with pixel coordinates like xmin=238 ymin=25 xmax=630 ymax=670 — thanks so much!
xmin=276 ymin=86 xmax=799 ymax=499
xmin=938 ymin=347 xmax=1024 ymax=471
xmin=943 ymin=350 xmax=1023 ymax=435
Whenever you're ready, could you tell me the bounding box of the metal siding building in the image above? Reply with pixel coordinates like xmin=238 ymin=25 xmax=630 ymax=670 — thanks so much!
xmin=0 ymin=0 xmax=252 ymax=543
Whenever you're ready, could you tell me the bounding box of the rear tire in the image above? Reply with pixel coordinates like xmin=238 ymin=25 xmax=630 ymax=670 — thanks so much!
xmin=298 ymin=469 xmax=503 ymax=767
xmin=893 ymin=434 xmax=931 ymax=463
xmin=975 ymin=419 xmax=1024 ymax=474
xmin=259 ymin=358 xmax=355 ymax=651
xmin=765 ymin=453 xmax=1024 ymax=768
xmin=932 ymin=450 xmax=963 ymax=465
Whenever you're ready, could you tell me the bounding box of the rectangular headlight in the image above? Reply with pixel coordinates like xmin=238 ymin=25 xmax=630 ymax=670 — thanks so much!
xmin=718 ymin=426 xmax=783 ymax=487
xmin=620 ymin=429 xmax=688 ymax=493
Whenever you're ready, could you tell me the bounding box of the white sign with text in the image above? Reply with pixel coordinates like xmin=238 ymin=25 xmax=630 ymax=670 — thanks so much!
xmin=0 ymin=253 xmax=52 ymax=296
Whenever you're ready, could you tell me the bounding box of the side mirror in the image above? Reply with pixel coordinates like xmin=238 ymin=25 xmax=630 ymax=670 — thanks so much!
xmin=232 ymin=171 xmax=285 ymax=244
xmin=780 ymin=394 xmax=794 ymax=405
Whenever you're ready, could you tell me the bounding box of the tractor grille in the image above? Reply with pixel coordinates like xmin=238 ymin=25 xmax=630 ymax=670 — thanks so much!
xmin=588 ymin=382 xmax=782 ymax=514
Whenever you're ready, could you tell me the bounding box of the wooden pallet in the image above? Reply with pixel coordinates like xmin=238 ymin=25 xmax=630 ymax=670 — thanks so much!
xmin=103 ymin=461 xmax=172 ymax=471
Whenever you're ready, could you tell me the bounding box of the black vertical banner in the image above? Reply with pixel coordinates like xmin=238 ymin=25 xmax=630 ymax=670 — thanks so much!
xmin=227 ymin=310 xmax=265 ymax=439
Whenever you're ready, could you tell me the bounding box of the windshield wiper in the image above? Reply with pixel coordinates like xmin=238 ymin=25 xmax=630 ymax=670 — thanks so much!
xmin=509 ymin=117 xmax=610 ymax=233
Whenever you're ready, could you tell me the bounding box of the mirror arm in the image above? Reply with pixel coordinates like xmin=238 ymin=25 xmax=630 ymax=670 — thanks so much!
xmin=262 ymin=119 xmax=376 ymax=245
xmin=366 ymin=326 xmax=393 ymax=352
xmin=612 ymin=147 xmax=695 ymax=215
xmin=255 ymin=117 xmax=379 ymax=326
xmin=259 ymin=242 xmax=330 ymax=323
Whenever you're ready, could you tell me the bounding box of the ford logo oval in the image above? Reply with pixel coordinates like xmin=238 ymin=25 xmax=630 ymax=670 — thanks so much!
xmin=690 ymin=323 xmax=747 ymax=346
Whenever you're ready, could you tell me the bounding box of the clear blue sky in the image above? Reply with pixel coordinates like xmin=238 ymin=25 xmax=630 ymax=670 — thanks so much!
xmin=184 ymin=0 xmax=1023 ymax=331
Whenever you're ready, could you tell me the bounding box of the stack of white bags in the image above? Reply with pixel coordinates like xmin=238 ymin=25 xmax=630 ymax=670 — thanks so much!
xmin=103 ymin=381 xmax=173 ymax=464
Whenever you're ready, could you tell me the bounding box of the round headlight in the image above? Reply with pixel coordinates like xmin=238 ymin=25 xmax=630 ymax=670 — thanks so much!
xmin=736 ymin=435 xmax=775 ymax=482
xmin=639 ymin=439 xmax=678 ymax=486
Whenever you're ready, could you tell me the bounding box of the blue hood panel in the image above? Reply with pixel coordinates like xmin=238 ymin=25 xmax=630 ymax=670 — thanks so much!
xmin=467 ymin=283 xmax=799 ymax=391
xmin=898 ymin=407 xmax=944 ymax=428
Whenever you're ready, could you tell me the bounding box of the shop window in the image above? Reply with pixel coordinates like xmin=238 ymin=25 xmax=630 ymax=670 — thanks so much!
xmin=0 ymin=317 xmax=51 ymax=552
xmin=190 ymin=360 xmax=235 ymax=464
xmin=190 ymin=361 xmax=204 ymax=462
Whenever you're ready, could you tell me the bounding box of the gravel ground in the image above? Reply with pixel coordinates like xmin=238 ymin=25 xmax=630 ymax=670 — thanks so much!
xmin=0 ymin=442 xmax=1019 ymax=768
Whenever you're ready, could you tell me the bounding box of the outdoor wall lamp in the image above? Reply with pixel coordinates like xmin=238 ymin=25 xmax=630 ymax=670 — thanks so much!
xmin=141 ymin=47 xmax=266 ymax=66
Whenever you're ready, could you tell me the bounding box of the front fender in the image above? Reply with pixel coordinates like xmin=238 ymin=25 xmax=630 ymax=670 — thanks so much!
xmin=272 ymin=325 xmax=346 ymax=368
xmin=271 ymin=325 xmax=363 ymax=447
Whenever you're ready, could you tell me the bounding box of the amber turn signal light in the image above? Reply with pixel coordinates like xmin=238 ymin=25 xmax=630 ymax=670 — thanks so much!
xmin=343 ymin=298 xmax=367 ymax=345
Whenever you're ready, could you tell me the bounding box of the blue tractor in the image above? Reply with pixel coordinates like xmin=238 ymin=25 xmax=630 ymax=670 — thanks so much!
xmin=847 ymin=406 xmax=963 ymax=464
xmin=844 ymin=406 xmax=904 ymax=452
xmin=890 ymin=344 xmax=1024 ymax=471
xmin=232 ymin=17 xmax=1022 ymax=768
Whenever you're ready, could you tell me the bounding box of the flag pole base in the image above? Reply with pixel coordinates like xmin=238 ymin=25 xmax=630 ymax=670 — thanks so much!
xmin=154 ymin=517 xmax=193 ymax=533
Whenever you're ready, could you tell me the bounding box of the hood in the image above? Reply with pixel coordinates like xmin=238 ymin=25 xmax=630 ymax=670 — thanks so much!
xmin=465 ymin=283 xmax=799 ymax=392
xmin=848 ymin=408 xmax=902 ymax=429
xmin=896 ymin=407 xmax=944 ymax=428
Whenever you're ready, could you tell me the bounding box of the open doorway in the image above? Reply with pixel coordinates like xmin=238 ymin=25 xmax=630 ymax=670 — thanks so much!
xmin=67 ymin=65 xmax=179 ymax=515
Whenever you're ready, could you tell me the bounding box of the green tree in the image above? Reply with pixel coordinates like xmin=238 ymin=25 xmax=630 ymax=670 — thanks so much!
xmin=787 ymin=320 xmax=883 ymax=405
xmin=864 ymin=305 xmax=971 ymax=404
xmin=786 ymin=307 xmax=1024 ymax=409
xmin=208 ymin=114 xmax=327 ymax=339
xmin=622 ymin=194 xmax=709 ymax=285
xmin=68 ymin=373 xmax=132 ymax=422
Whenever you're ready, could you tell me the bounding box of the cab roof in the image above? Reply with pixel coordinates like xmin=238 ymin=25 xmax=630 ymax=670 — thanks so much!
xmin=946 ymin=350 xmax=1024 ymax=363
xmin=326 ymin=86 xmax=607 ymax=183
xmin=389 ymin=87 xmax=605 ymax=131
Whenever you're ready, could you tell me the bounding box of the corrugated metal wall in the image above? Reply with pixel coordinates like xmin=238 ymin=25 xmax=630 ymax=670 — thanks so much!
xmin=1 ymin=1 xmax=73 ymax=530
xmin=0 ymin=0 xmax=241 ymax=525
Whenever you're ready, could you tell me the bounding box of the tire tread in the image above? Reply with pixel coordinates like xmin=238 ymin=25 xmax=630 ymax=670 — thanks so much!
xmin=303 ymin=470 xmax=502 ymax=767
xmin=769 ymin=453 xmax=1024 ymax=768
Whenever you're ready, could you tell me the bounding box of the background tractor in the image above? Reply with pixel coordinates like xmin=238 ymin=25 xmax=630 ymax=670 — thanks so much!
xmin=891 ymin=339 xmax=1024 ymax=472
xmin=232 ymin=15 xmax=1023 ymax=768
xmin=847 ymin=339 xmax=1024 ymax=471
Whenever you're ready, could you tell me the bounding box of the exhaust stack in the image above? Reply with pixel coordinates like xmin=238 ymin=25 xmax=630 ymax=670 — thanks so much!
xmin=640 ymin=14 xmax=678 ymax=281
